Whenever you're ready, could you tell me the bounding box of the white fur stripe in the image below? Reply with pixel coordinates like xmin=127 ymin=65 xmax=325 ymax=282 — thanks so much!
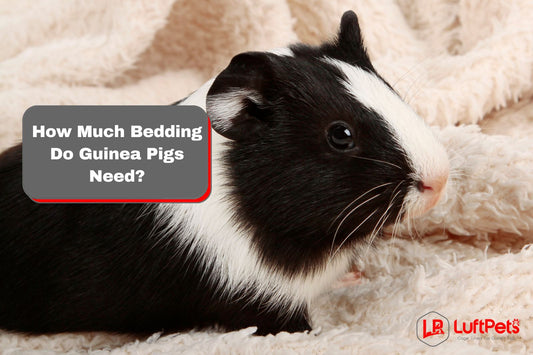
xmin=323 ymin=58 xmax=448 ymax=179
xmin=324 ymin=58 xmax=449 ymax=216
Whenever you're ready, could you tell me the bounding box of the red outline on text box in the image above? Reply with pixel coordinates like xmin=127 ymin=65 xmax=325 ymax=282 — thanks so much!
xmin=32 ymin=118 xmax=212 ymax=204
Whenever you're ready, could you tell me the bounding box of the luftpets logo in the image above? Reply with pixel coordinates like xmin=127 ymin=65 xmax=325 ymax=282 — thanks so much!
xmin=416 ymin=311 xmax=449 ymax=346
xmin=416 ymin=312 xmax=520 ymax=346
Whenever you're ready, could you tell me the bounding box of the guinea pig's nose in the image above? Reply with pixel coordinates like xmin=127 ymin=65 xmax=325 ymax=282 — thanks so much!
xmin=417 ymin=174 xmax=448 ymax=196
xmin=414 ymin=173 xmax=448 ymax=215
xmin=416 ymin=181 xmax=433 ymax=192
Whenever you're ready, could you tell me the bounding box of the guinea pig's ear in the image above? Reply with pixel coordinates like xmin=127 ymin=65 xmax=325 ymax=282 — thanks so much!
xmin=330 ymin=10 xmax=374 ymax=69
xmin=206 ymin=52 xmax=274 ymax=141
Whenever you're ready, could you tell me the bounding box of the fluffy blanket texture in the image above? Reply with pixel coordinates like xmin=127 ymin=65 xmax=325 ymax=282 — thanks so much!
xmin=1 ymin=0 xmax=532 ymax=353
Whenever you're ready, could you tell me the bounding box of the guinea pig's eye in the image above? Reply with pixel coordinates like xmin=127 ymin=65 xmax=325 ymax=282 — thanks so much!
xmin=326 ymin=121 xmax=356 ymax=151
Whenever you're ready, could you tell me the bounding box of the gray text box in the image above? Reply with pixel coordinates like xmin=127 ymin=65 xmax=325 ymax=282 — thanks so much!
xmin=23 ymin=106 xmax=210 ymax=202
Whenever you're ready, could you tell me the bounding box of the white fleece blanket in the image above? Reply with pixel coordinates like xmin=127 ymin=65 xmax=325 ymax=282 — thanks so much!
xmin=1 ymin=1 xmax=532 ymax=353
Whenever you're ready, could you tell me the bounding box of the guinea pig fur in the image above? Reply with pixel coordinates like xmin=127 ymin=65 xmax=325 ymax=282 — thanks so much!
xmin=0 ymin=11 xmax=449 ymax=335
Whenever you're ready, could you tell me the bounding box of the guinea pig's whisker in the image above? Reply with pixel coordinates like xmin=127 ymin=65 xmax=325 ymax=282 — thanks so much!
xmin=351 ymin=156 xmax=402 ymax=170
xmin=329 ymin=209 xmax=378 ymax=263
xmin=390 ymin=191 xmax=407 ymax=241
xmin=366 ymin=211 xmax=390 ymax=257
xmin=390 ymin=61 xmax=421 ymax=92
xmin=327 ymin=182 xmax=393 ymax=233
xmin=328 ymin=181 xmax=398 ymax=263
xmin=406 ymin=207 xmax=414 ymax=238
xmin=412 ymin=215 xmax=422 ymax=240
xmin=365 ymin=182 xmax=403 ymax=255
xmin=390 ymin=58 xmax=431 ymax=93
xmin=402 ymin=69 xmax=427 ymax=105
xmin=330 ymin=193 xmax=382 ymax=260
xmin=405 ymin=83 xmax=425 ymax=107
xmin=364 ymin=212 xmax=387 ymax=257
xmin=372 ymin=183 xmax=401 ymax=238
xmin=449 ymin=168 xmax=467 ymax=180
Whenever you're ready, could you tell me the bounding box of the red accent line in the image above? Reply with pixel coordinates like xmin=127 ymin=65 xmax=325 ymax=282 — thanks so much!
xmin=33 ymin=118 xmax=213 ymax=204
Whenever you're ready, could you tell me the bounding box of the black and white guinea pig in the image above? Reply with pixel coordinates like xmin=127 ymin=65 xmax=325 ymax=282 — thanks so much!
xmin=0 ymin=11 xmax=449 ymax=335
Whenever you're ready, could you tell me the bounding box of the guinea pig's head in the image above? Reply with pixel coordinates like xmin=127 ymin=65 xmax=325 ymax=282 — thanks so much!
xmin=206 ymin=11 xmax=449 ymax=263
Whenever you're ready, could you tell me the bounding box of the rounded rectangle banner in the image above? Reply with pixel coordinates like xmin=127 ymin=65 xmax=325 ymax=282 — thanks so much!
xmin=22 ymin=105 xmax=210 ymax=203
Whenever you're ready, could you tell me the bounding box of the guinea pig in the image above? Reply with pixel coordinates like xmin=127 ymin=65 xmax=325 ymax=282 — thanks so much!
xmin=0 ymin=11 xmax=449 ymax=335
